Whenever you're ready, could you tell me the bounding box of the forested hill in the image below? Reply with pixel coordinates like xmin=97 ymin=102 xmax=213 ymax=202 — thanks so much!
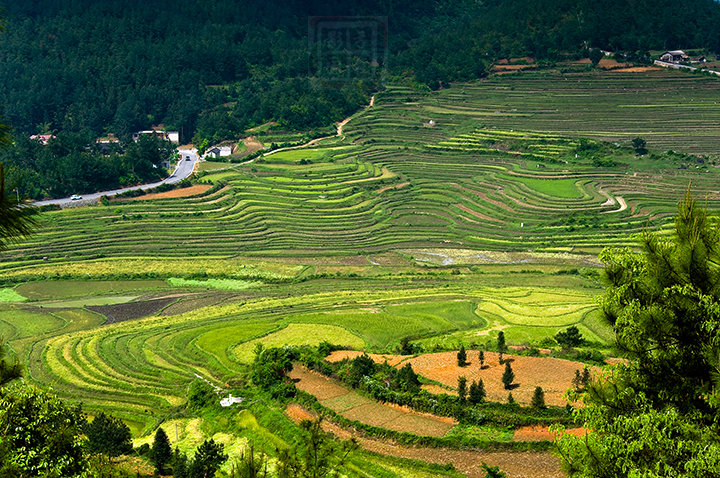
xmin=0 ymin=0 xmax=719 ymax=145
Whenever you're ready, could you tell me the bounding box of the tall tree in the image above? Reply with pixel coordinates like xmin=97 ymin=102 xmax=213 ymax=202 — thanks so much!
xmin=556 ymin=191 xmax=720 ymax=476
xmin=502 ymin=362 xmax=515 ymax=390
xmin=151 ymin=427 xmax=172 ymax=475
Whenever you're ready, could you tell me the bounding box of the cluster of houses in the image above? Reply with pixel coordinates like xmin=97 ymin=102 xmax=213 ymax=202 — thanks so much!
xmin=659 ymin=50 xmax=706 ymax=64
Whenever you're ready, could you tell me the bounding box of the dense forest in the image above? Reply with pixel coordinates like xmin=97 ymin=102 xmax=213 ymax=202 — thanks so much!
xmin=1 ymin=0 xmax=720 ymax=197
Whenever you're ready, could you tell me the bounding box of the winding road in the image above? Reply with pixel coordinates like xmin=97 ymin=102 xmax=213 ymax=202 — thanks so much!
xmin=33 ymin=149 xmax=198 ymax=207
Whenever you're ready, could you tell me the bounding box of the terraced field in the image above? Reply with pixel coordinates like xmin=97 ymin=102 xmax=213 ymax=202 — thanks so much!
xmin=3 ymin=70 xmax=720 ymax=274
xmin=0 ymin=272 xmax=603 ymax=434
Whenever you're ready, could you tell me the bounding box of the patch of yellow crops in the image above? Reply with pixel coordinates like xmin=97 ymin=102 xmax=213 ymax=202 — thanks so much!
xmin=1 ymin=258 xmax=304 ymax=281
xmin=233 ymin=324 xmax=365 ymax=363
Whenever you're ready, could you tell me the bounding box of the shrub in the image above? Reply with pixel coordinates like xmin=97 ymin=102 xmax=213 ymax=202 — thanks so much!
xmin=531 ymin=387 xmax=546 ymax=409
xmin=502 ymin=362 xmax=515 ymax=390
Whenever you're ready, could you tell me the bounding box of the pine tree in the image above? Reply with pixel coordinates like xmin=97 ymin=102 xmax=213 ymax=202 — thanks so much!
xmin=151 ymin=427 xmax=172 ymax=474
xmin=507 ymin=392 xmax=515 ymax=404
xmin=469 ymin=379 xmax=486 ymax=404
xmin=479 ymin=350 xmax=485 ymax=368
xmin=501 ymin=362 xmax=514 ymax=390
xmin=457 ymin=376 xmax=467 ymax=403
xmin=531 ymin=386 xmax=546 ymax=409
xmin=85 ymin=412 xmax=133 ymax=458
xmin=457 ymin=344 xmax=467 ymax=367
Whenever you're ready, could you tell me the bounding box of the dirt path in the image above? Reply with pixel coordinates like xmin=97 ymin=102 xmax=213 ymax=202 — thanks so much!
xmin=266 ymin=94 xmax=375 ymax=157
xmin=285 ymin=404 xmax=564 ymax=478
xmin=602 ymin=195 xmax=627 ymax=214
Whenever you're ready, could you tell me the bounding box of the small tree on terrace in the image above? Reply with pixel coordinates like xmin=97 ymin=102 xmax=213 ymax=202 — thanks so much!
xmin=457 ymin=344 xmax=467 ymax=367
xmin=632 ymin=137 xmax=648 ymax=155
xmin=531 ymin=386 xmax=546 ymax=409
xmin=478 ymin=350 xmax=485 ymax=368
xmin=469 ymin=379 xmax=486 ymax=404
xmin=502 ymin=362 xmax=515 ymax=390
xmin=457 ymin=376 xmax=468 ymax=403
xmin=555 ymin=326 xmax=584 ymax=349
xmin=497 ymin=331 xmax=507 ymax=364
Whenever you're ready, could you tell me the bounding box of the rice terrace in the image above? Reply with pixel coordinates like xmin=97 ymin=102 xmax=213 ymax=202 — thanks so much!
xmin=3 ymin=36 xmax=720 ymax=478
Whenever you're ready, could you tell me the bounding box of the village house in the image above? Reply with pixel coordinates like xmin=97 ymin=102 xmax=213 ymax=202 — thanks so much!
xmin=29 ymin=134 xmax=56 ymax=145
xmin=659 ymin=50 xmax=689 ymax=63
xmin=203 ymin=145 xmax=232 ymax=159
xmin=132 ymin=127 xmax=179 ymax=144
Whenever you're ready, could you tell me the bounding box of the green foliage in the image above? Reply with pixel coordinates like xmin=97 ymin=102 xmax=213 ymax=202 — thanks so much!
xmin=277 ymin=419 xmax=356 ymax=478
xmin=151 ymin=427 xmax=172 ymax=474
xmin=188 ymin=439 xmax=228 ymax=478
xmin=557 ymin=192 xmax=720 ymax=476
xmin=588 ymin=48 xmax=603 ymax=66
xmin=457 ymin=344 xmax=467 ymax=366
xmin=393 ymin=363 xmax=421 ymax=393
xmin=457 ymin=376 xmax=468 ymax=403
xmin=249 ymin=344 xmax=295 ymax=398
xmin=0 ymin=336 xmax=21 ymax=386
xmin=0 ymin=163 xmax=38 ymax=245
xmin=478 ymin=350 xmax=485 ymax=368
xmin=631 ymin=137 xmax=648 ymax=155
xmin=187 ymin=379 xmax=217 ymax=411
xmin=469 ymin=380 xmax=486 ymax=405
xmin=84 ymin=411 xmax=133 ymax=457
xmin=0 ymin=386 xmax=87 ymax=477
xmin=482 ymin=462 xmax=507 ymax=478
xmin=345 ymin=354 xmax=376 ymax=387
xmin=530 ymin=387 xmax=546 ymax=409
xmin=554 ymin=326 xmax=584 ymax=349
xmin=497 ymin=332 xmax=507 ymax=355
xmin=501 ymin=362 xmax=515 ymax=390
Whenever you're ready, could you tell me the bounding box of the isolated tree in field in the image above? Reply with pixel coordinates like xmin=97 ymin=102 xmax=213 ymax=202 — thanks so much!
xmin=469 ymin=379 xmax=486 ymax=404
xmin=497 ymin=331 xmax=507 ymax=363
xmin=632 ymin=136 xmax=648 ymax=155
xmin=555 ymin=326 xmax=584 ymax=349
xmin=502 ymin=362 xmax=514 ymax=390
xmin=589 ymin=48 xmax=604 ymax=66
xmin=507 ymin=392 xmax=515 ymax=404
xmin=85 ymin=411 xmax=133 ymax=458
xmin=457 ymin=344 xmax=467 ymax=366
xmin=531 ymin=386 xmax=546 ymax=409
xmin=151 ymin=427 xmax=172 ymax=474
xmin=479 ymin=350 xmax=485 ymax=368
xmin=457 ymin=376 xmax=468 ymax=403
xmin=556 ymin=191 xmax=720 ymax=476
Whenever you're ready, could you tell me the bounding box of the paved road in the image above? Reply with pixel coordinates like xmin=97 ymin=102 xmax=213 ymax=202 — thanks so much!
xmin=33 ymin=149 xmax=198 ymax=207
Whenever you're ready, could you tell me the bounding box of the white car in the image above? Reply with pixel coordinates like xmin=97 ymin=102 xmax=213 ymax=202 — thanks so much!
xmin=70 ymin=195 xmax=82 ymax=201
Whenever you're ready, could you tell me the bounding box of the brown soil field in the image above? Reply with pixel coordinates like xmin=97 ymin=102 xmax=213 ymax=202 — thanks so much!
xmin=87 ymin=297 xmax=177 ymax=324
xmin=133 ymin=185 xmax=212 ymax=201
xmin=405 ymin=351 xmax=594 ymax=407
xmin=513 ymin=424 xmax=586 ymax=442
xmin=375 ymin=181 xmax=410 ymax=194
xmin=285 ymin=403 xmax=563 ymax=478
xmin=326 ymin=350 xmax=593 ymax=406
xmin=288 ymin=365 xmax=455 ymax=437
xmin=243 ymin=136 xmax=264 ymax=155
xmin=611 ymin=66 xmax=660 ymax=73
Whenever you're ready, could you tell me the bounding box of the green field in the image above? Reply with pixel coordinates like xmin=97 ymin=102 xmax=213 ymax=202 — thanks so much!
xmin=2 ymin=68 xmax=719 ymax=475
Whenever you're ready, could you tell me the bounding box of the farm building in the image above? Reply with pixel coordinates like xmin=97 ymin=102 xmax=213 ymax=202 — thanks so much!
xmin=660 ymin=50 xmax=689 ymax=63
xmin=132 ymin=128 xmax=179 ymax=144
xmin=204 ymin=146 xmax=232 ymax=159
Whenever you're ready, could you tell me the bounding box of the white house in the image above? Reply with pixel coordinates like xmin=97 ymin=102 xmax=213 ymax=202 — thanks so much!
xmin=204 ymin=146 xmax=232 ymax=159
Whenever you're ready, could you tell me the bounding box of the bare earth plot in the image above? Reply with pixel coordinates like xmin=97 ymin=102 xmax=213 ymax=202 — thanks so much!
xmin=327 ymin=350 xmax=595 ymax=407
xmin=286 ymin=403 xmax=563 ymax=478
xmin=288 ymin=364 xmax=455 ymax=437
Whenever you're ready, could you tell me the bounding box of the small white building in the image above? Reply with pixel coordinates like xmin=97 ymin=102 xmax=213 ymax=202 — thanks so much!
xmin=204 ymin=146 xmax=232 ymax=159
xmin=660 ymin=50 xmax=689 ymax=63
xmin=132 ymin=129 xmax=180 ymax=144
xmin=220 ymin=394 xmax=244 ymax=407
